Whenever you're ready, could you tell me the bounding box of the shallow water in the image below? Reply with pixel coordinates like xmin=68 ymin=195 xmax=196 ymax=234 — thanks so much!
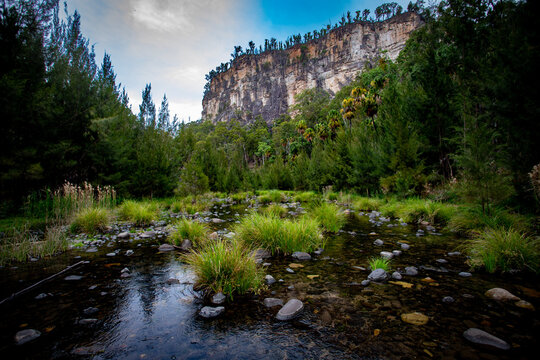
xmin=1 ymin=205 xmax=539 ymax=359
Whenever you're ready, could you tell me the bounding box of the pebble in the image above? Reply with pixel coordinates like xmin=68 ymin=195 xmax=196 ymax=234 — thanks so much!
xmin=158 ymin=244 xmax=174 ymax=252
xmin=14 ymin=329 xmax=41 ymax=345
xmin=314 ymin=248 xmax=324 ymax=255
xmin=263 ymin=298 xmax=284 ymax=308
xmin=442 ymin=296 xmax=455 ymax=303
xmin=458 ymin=272 xmax=472 ymax=277
xmin=392 ymin=271 xmax=402 ymax=280
xmin=380 ymin=251 xmax=394 ymax=260
xmin=401 ymin=312 xmax=429 ymax=325
xmin=373 ymin=239 xmax=384 ymax=246
xmin=292 ymin=252 xmax=311 ymax=261
xmin=265 ymin=275 xmax=276 ymax=285
xmin=287 ymin=285 xmax=295 ymax=290
xmin=35 ymin=293 xmax=47 ymax=300
xmin=361 ymin=280 xmax=371 ymax=286
xmin=405 ymin=266 xmax=418 ymax=276
xmin=485 ymin=288 xmax=520 ymax=301
xmin=463 ymin=328 xmax=510 ymax=350
xmin=286 ymin=268 xmax=295 ymax=274
xmin=212 ymin=292 xmax=226 ymax=305
xmin=125 ymin=250 xmax=134 ymax=256
xmin=106 ymin=252 xmax=116 ymax=257
xmin=211 ymin=218 xmax=225 ymax=223
xmin=64 ymin=275 xmax=83 ymax=281
xmin=401 ymin=243 xmax=410 ymax=250
xmin=117 ymin=232 xmax=130 ymax=239
xmin=78 ymin=318 xmax=98 ymax=325
xmin=276 ymin=299 xmax=304 ymax=320
xmin=448 ymin=251 xmax=461 ymax=256
xmin=368 ymin=268 xmax=387 ymax=282
xmin=200 ymin=306 xmax=225 ymax=318
xmin=392 ymin=250 xmax=402 ymax=257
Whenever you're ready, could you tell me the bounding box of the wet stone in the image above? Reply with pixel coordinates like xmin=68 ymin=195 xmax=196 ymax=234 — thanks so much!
xmin=158 ymin=244 xmax=174 ymax=252
xmin=276 ymin=299 xmax=304 ymax=321
xmin=106 ymin=252 xmax=116 ymax=257
xmin=515 ymin=300 xmax=535 ymax=310
xmin=392 ymin=271 xmax=402 ymax=280
xmin=448 ymin=251 xmax=461 ymax=256
xmin=361 ymin=280 xmax=371 ymax=286
xmin=392 ymin=250 xmax=402 ymax=257
xmin=78 ymin=318 xmax=98 ymax=325
xmin=15 ymin=329 xmax=41 ymax=345
xmin=380 ymin=251 xmax=394 ymax=260
xmin=64 ymin=275 xmax=83 ymax=281
xmin=292 ymin=252 xmax=311 ymax=261
xmin=35 ymin=293 xmax=47 ymax=300
xmin=125 ymin=250 xmax=134 ymax=256
xmin=86 ymin=247 xmax=98 ymax=253
xmin=286 ymin=268 xmax=295 ymax=274
xmin=405 ymin=267 xmax=418 ymax=276
xmin=263 ymin=298 xmax=283 ymax=308
xmin=485 ymin=288 xmax=520 ymax=301
xmin=265 ymin=275 xmax=276 ymax=285
xmin=83 ymin=307 xmax=99 ymax=315
xmin=373 ymin=239 xmax=384 ymax=246
xmin=166 ymin=278 xmax=180 ymax=285
xmin=401 ymin=243 xmax=410 ymax=250
xmin=459 ymin=272 xmax=472 ymax=277
xmin=368 ymin=268 xmax=387 ymax=282
xmin=463 ymin=328 xmax=510 ymax=350
xmin=443 ymin=296 xmax=455 ymax=303
xmin=212 ymin=292 xmax=226 ymax=305
xmin=200 ymin=306 xmax=225 ymax=318
xmin=436 ymin=258 xmax=448 ymax=264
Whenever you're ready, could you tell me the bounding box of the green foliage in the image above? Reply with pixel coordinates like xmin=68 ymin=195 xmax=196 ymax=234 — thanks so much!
xmin=118 ymin=200 xmax=159 ymax=226
xmin=259 ymin=204 xmax=288 ymax=218
xmin=184 ymin=239 xmax=264 ymax=298
xmin=234 ymin=213 xmax=323 ymax=254
xmin=352 ymin=197 xmax=385 ymax=211
xmin=169 ymin=218 xmax=209 ymax=247
xmin=310 ymin=203 xmax=346 ymax=232
xmin=176 ymin=159 xmax=210 ymax=196
xmin=369 ymin=256 xmax=391 ymax=271
xmin=378 ymin=198 xmax=455 ymax=225
xmin=447 ymin=206 xmax=530 ymax=236
xmin=467 ymin=228 xmax=539 ymax=273
xmin=294 ymin=191 xmax=321 ymax=204
xmin=70 ymin=207 xmax=111 ymax=234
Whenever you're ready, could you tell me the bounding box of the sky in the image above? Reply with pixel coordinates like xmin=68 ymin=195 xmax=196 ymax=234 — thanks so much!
xmin=67 ymin=0 xmax=411 ymax=122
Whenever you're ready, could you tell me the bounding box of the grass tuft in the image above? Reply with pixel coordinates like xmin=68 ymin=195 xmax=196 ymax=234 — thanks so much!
xmin=169 ymin=218 xmax=209 ymax=247
xmin=259 ymin=204 xmax=288 ymax=218
xmin=184 ymin=239 xmax=264 ymax=298
xmin=369 ymin=256 xmax=391 ymax=271
xmin=310 ymin=203 xmax=346 ymax=232
xmin=70 ymin=207 xmax=110 ymax=233
xmin=118 ymin=200 xmax=159 ymax=226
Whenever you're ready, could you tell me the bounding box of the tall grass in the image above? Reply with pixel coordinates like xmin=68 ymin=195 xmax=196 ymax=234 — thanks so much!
xmin=234 ymin=213 xmax=323 ymax=254
xmin=259 ymin=204 xmax=288 ymax=218
xmin=310 ymin=203 xmax=346 ymax=232
xmin=169 ymin=218 xmax=209 ymax=247
xmin=184 ymin=239 xmax=264 ymax=298
xmin=369 ymin=256 xmax=391 ymax=271
xmin=294 ymin=191 xmax=321 ymax=204
xmin=447 ymin=206 xmax=530 ymax=235
xmin=352 ymin=197 xmax=385 ymax=211
xmin=70 ymin=207 xmax=111 ymax=233
xmin=466 ymin=227 xmax=539 ymax=273
xmin=171 ymin=197 xmax=210 ymax=214
xmin=118 ymin=200 xmax=159 ymax=226
xmin=257 ymin=190 xmax=285 ymax=204
xmin=377 ymin=198 xmax=455 ymax=225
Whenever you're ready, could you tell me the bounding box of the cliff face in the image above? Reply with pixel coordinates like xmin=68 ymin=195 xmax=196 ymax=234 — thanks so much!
xmin=202 ymin=12 xmax=423 ymax=124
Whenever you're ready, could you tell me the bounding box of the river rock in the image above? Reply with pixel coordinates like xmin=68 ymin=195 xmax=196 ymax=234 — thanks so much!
xmin=106 ymin=252 xmax=116 ymax=257
xmin=368 ymin=268 xmax=387 ymax=282
xmin=463 ymin=328 xmax=510 ymax=350
xmin=15 ymin=329 xmax=41 ymax=345
xmin=485 ymin=288 xmax=520 ymax=301
xmin=117 ymin=232 xmax=130 ymax=239
xmin=78 ymin=318 xmax=98 ymax=325
xmin=401 ymin=243 xmax=410 ymax=250
xmin=64 ymin=275 xmax=83 ymax=281
xmin=314 ymin=248 xmax=324 ymax=255
xmin=263 ymin=298 xmax=283 ymax=308
xmin=158 ymin=244 xmax=175 ymax=252
xmin=392 ymin=271 xmax=402 ymax=280
xmin=392 ymin=250 xmax=402 ymax=257
xmin=140 ymin=231 xmax=156 ymax=239
xmin=443 ymin=296 xmax=455 ymax=303
xmin=405 ymin=266 xmax=418 ymax=276
xmin=515 ymin=300 xmax=535 ymax=310
xmin=286 ymin=267 xmax=295 ymax=273
xmin=253 ymin=248 xmax=271 ymax=259
xmin=401 ymin=312 xmax=429 ymax=325
xmin=380 ymin=251 xmax=394 ymax=260
xmin=373 ymin=239 xmax=384 ymax=246
xmin=86 ymin=247 xmax=98 ymax=253
xmin=180 ymin=239 xmax=192 ymax=251
xmin=361 ymin=280 xmax=371 ymax=286
xmin=265 ymin=275 xmax=276 ymax=285
xmin=276 ymin=299 xmax=304 ymax=320
xmin=459 ymin=272 xmax=472 ymax=277
xmin=212 ymin=292 xmax=226 ymax=305
xmin=292 ymin=252 xmax=311 ymax=261
xmin=83 ymin=307 xmax=99 ymax=315
xmin=125 ymin=250 xmax=134 ymax=256
xmin=200 ymin=306 xmax=225 ymax=318
xmin=209 ymin=232 xmax=219 ymax=240
xmin=211 ymin=218 xmax=225 ymax=223
xmin=448 ymin=251 xmax=461 ymax=256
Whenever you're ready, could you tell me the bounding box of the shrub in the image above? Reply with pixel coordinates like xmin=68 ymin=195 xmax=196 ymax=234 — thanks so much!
xmin=466 ymin=227 xmax=539 ymax=273
xmin=369 ymin=256 xmax=391 ymax=271
xmin=310 ymin=203 xmax=346 ymax=232
xmin=185 ymin=239 xmax=264 ymax=298
xmin=169 ymin=218 xmax=209 ymax=247
xmin=118 ymin=200 xmax=159 ymax=226
xmin=234 ymin=213 xmax=323 ymax=254
xmin=70 ymin=207 xmax=110 ymax=233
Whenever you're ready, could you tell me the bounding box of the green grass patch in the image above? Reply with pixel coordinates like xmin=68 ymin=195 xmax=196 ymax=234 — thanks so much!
xmin=184 ymin=239 xmax=264 ymax=299
xmin=259 ymin=204 xmax=288 ymax=218
xmin=118 ymin=200 xmax=159 ymax=226
xmin=168 ymin=218 xmax=209 ymax=247
xmin=466 ymin=227 xmax=539 ymax=273
xmin=447 ymin=206 xmax=530 ymax=235
xmin=369 ymin=256 xmax=391 ymax=271
xmin=234 ymin=213 xmax=323 ymax=254
xmin=378 ymin=198 xmax=456 ymax=225
xmin=294 ymin=191 xmax=321 ymax=204
xmin=257 ymin=190 xmax=285 ymax=204
xmin=310 ymin=203 xmax=346 ymax=232
xmin=170 ymin=198 xmax=209 ymax=215
xmin=70 ymin=207 xmax=111 ymax=233
xmin=352 ymin=197 xmax=385 ymax=211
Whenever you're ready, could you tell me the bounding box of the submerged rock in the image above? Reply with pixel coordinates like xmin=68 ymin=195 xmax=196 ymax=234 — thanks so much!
xmin=458 ymin=272 xmax=472 ymax=277
xmin=485 ymin=288 xmax=520 ymax=301
xmin=392 ymin=271 xmax=402 ymax=280
xmin=200 ymin=306 xmax=225 ymax=318
xmin=463 ymin=328 xmax=510 ymax=350
xmin=442 ymin=296 xmax=455 ymax=303
xmin=15 ymin=329 xmax=41 ymax=345
xmin=276 ymin=299 xmax=304 ymax=320
xmin=405 ymin=267 xmax=418 ymax=276
xmin=78 ymin=318 xmax=98 ymax=325
xmin=401 ymin=243 xmax=410 ymax=250
xmin=83 ymin=307 xmax=99 ymax=315
xmin=263 ymin=298 xmax=283 ymax=308
xmin=158 ymin=244 xmax=174 ymax=252
xmin=401 ymin=312 xmax=429 ymax=325
xmin=368 ymin=268 xmax=387 ymax=282
xmin=292 ymin=252 xmax=311 ymax=261
xmin=212 ymin=292 xmax=226 ymax=305
xmin=373 ymin=239 xmax=384 ymax=246
xmin=64 ymin=275 xmax=83 ymax=281
xmin=265 ymin=275 xmax=276 ymax=285
xmin=380 ymin=251 xmax=394 ymax=260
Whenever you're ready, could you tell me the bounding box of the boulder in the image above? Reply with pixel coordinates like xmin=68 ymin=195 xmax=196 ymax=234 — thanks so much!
xmin=463 ymin=328 xmax=510 ymax=350
xmin=276 ymin=299 xmax=304 ymax=320
xmin=485 ymin=288 xmax=520 ymax=301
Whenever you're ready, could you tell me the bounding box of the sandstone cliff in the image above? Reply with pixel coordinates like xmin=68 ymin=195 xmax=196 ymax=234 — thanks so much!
xmin=202 ymin=12 xmax=423 ymax=124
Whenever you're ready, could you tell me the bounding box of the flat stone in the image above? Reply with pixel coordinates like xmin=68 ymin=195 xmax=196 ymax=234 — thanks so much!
xmin=212 ymin=292 xmax=226 ymax=305
xmin=292 ymin=252 xmax=311 ymax=261
xmin=86 ymin=247 xmax=98 ymax=253
xmin=15 ymin=329 xmax=41 ymax=345
xmin=401 ymin=243 xmax=410 ymax=250
xmin=368 ymin=268 xmax=387 ymax=282
xmin=401 ymin=312 xmax=429 ymax=325
xmin=265 ymin=275 xmax=276 ymax=285
xmin=436 ymin=258 xmax=448 ymax=264
xmin=64 ymin=275 xmax=83 ymax=281
xmin=463 ymin=328 xmax=510 ymax=350
xmin=276 ymin=299 xmax=304 ymax=320
xmin=166 ymin=278 xmax=180 ymax=285
xmin=459 ymin=272 xmax=472 ymax=277
xmin=405 ymin=266 xmax=418 ymax=276
xmin=140 ymin=231 xmax=156 ymax=239
xmin=78 ymin=318 xmax=98 ymax=325
xmin=211 ymin=218 xmax=225 ymax=223
xmin=288 ymin=263 xmax=304 ymax=269
xmin=125 ymin=250 xmax=134 ymax=256
xmin=392 ymin=271 xmax=402 ymax=280
xmin=106 ymin=252 xmax=116 ymax=257
xmin=158 ymin=244 xmax=175 ymax=252
xmin=515 ymin=300 xmax=535 ymax=310
xmin=448 ymin=251 xmax=461 ymax=256
xmin=83 ymin=307 xmax=99 ymax=315
xmin=200 ymin=306 xmax=225 ymax=318
xmin=485 ymin=288 xmax=520 ymax=301
xmin=380 ymin=251 xmax=394 ymax=260
xmin=35 ymin=293 xmax=47 ymax=300
xmin=263 ymin=298 xmax=283 ymax=308
xmin=117 ymin=232 xmax=130 ymax=239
